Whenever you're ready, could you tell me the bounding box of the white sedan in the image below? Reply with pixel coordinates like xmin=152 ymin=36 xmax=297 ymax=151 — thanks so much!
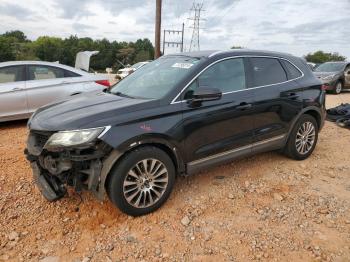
xmin=0 ymin=61 xmax=110 ymax=122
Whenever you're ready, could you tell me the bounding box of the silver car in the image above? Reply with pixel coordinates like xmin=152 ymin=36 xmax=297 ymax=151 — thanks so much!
xmin=0 ymin=61 xmax=110 ymax=122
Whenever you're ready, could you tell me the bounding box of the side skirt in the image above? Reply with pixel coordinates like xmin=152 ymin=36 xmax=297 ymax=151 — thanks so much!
xmin=186 ymin=134 xmax=286 ymax=175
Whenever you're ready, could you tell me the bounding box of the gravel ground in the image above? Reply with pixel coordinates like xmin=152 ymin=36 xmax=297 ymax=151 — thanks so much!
xmin=0 ymin=92 xmax=350 ymax=262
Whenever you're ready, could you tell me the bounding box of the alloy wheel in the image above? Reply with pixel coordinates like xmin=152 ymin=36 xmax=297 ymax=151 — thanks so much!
xmin=335 ymin=82 xmax=342 ymax=94
xmin=295 ymin=121 xmax=316 ymax=155
xmin=123 ymin=158 xmax=169 ymax=208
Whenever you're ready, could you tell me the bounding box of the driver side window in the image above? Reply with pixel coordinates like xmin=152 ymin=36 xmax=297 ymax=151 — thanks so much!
xmin=183 ymin=58 xmax=246 ymax=100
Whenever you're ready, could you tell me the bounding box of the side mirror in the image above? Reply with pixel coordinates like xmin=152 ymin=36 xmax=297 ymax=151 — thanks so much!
xmin=190 ymin=87 xmax=222 ymax=103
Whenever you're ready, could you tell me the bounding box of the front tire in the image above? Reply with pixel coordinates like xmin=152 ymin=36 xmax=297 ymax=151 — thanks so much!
xmin=284 ymin=115 xmax=319 ymax=160
xmin=106 ymin=146 xmax=175 ymax=216
xmin=332 ymin=81 xmax=343 ymax=94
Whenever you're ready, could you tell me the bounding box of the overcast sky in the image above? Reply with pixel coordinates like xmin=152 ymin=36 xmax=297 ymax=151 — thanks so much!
xmin=0 ymin=0 xmax=349 ymax=58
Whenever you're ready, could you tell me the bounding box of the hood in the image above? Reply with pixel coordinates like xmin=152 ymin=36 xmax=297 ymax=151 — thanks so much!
xmin=28 ymin=92 xmax=155 ymax=131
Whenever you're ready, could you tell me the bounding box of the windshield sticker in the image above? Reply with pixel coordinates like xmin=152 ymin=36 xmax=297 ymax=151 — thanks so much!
xmin=172 ymin=63 xmax=194 ymax=69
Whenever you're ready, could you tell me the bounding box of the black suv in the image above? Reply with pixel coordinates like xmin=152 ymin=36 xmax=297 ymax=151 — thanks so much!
xmin=25 ymin=50 xmax=326 ymax=216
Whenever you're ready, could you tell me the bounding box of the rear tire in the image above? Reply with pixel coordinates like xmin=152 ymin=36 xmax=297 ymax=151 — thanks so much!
xmin=332 ymin=81 xmax=343 ymax=94
xmin=106 ymin=146 xmax=175 ymax=216
xmin=284 ymin=114 xmax=318 ymax=160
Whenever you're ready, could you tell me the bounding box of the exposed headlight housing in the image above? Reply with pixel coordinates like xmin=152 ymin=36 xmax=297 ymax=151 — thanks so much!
xmin=44 ymin=126 xmax=109 ymax=150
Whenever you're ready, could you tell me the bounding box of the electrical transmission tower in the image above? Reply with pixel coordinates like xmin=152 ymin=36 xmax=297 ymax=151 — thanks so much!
xmin=188 ymin=2 xmax=205 ymax=52
xmin=162 ymin=23 xmax=185 ymax=54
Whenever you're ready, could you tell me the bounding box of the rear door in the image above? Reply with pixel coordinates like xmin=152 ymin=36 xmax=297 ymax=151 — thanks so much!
xmin=247 ymin=57 xmax=303 ymax=150
xmin=25 ymin=65 xmax=77 ymax=113
xmin=0 ymin=65 xmax=28 ymax=120
xmin=181 ymin=57 xmax=255 ymax=169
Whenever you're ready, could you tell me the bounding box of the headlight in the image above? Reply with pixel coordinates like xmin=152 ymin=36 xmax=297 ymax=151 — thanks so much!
xmin=322 ymin=74 xmax=335 ymax=80
xmin=44 ymin=126 xmax=109 ymax=149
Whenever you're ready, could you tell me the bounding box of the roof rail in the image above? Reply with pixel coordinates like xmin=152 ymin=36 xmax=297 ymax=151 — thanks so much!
xmin=208 ymin=50 xmax=226 ymax=58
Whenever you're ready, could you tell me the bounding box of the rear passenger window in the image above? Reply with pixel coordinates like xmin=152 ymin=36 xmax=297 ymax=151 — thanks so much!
xmin=250 ymin=58 xmax=287 ymax=87
xmin=281 ymin=60 xmax=302 ymax=79
xmin=28 ymin=65 xmax=65 ymax=80
xmin=0 ymin=66 xmax=25 ymax=83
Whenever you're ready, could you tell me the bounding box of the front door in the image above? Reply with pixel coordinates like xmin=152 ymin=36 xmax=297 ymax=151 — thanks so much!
xmin=0 ymin=65 xmax=28 ymax=121
xmin=180 ymin=58 xmax=255 ymax=172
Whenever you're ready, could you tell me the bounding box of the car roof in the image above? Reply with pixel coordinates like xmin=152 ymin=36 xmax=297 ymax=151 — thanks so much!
xmin=0 ymin=61 xmax=89 ymax=75
xmin=165 ymin=49 xmax=297 ymax=60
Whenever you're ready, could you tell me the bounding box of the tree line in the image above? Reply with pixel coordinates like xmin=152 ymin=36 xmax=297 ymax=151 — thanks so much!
xmin=0 ymin=30 xmax=155 ymax=72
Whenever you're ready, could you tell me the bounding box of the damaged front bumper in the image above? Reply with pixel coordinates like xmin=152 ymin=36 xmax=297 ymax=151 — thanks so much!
xmin=25 ymin=130 xmax=116 ymax=201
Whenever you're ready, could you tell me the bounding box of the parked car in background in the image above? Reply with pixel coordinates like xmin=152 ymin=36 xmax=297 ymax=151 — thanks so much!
xmin=0 ymin=61 xmax=110 ymax=122
xmin=313 ymin=61 xmax=350 ymax=94
xmin=307 ymin=62 xmax=316 ymax=71
xmin=115 ymin=61 xmax=152 ymax=80
xmin=25 ymin=50 xmax=326 ymax=216
xmin=115 ymin=68 xmax=134 ymax=80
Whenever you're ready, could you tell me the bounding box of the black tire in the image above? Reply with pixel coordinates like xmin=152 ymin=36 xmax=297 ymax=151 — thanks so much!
xmin=332 ymin=81 xmax=343 ymax=94
xmin=284 ymin=114 xmax=319 ymax=160
xmin=106 ymin=146 xmax=176 ymax=216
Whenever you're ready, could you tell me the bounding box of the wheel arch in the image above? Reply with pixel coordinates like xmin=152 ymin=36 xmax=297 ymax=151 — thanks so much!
xmin=97 ymin=135 xmax=185 ymax=200
xmin=286 ymin=106 xmax=324 ymax=143
xmin=303 ymin=109 xmax=321 ymax=129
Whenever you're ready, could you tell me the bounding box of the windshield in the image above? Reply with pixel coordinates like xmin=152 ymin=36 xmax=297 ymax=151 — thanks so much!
xmin=111 ymin=56 xmax=201 ymax=99
xmin=315 ymin=62 xmax=345 ymax=72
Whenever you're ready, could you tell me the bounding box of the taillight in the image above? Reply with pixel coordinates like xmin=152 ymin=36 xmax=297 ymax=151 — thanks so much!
xmin=95 ymin=80 xmax=110 ymax=87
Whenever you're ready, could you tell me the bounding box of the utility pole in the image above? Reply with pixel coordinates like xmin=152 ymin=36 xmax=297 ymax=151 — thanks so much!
xmin=162 ymin=23 xmax=185 ymax=55
xmin=188 ymin=2 xmax=205 ymax=52
xmin=155 ymin=0 xmax=162 ymax=59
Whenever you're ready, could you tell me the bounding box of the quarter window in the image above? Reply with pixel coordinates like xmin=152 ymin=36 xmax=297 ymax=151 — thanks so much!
xmin=0 ymin=66 xmax=25 ymax=84
xmin=281 ymin=60 xmax=302 ymax=79
xmin=28 ymin=65 xmax=65 ymax=80
xmin=64 ymin=69 xmax=80 ymax=77
xmin=184 ymin=58 xmax=246 ymax=99
xmin=250 ymin=58 xmax=287 ymax=87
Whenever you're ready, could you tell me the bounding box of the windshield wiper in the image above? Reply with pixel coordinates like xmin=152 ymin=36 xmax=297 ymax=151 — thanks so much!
xmin=114 ymin=91 xmax=135 ymax=99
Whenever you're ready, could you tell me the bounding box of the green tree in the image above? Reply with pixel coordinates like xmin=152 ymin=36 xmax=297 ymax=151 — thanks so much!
xmin=0 ymin=30 xmax=155 ymax=71
xmin=231 ymin=46 xmax=244 ymax=49
xmin=304 ymin=51 xmax=346 ymax=64
xmin=134 ymin=38 xmax=154 ymax=62
xmin=0 ymin=36 xmax=16 ymax=62
xmin=2 ymin=30 xmax=27 ymax=42
xmin=33 ymin=36 xmax=64 ymax=62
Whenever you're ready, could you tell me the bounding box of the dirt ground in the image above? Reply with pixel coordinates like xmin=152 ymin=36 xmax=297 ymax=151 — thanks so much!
xmin=0 ymin=92 xmax=349 ymax=262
